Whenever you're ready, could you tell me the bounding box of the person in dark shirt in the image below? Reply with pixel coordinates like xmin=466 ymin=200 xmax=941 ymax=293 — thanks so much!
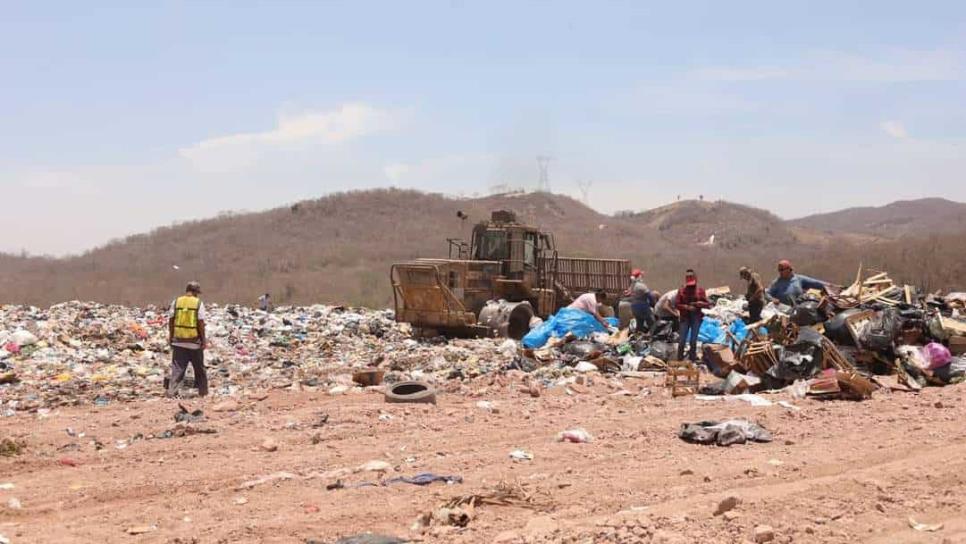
xmin=739 ymin=266 xmax=765 ymax=322
xmin=675 ymin=269 xmax=711 ymax=362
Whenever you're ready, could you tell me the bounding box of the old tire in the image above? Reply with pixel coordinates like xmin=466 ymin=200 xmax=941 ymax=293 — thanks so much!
xmin=385 ymin=381 xmax=437 ymax=404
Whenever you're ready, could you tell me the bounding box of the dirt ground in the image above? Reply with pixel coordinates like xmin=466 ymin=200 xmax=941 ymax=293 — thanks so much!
xmin=1 ymin=373 xmax=964 ymax=544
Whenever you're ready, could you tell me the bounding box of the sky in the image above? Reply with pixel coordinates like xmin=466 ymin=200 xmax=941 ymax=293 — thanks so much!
xmin=2 ymin=1 xmax=965 ymax=255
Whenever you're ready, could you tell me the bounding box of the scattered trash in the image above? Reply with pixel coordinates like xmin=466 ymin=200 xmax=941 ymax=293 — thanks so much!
xmin=6 ymin=498 xmax=22 ymax=510
xmin=174 ymin=404 xmax=205 ymax=423
xmin=509 ymin=449 xmax=534 ymax=462
xmin=679 ymin=419 xmax=772 ymax=446
xmin=152 ymin=424 xmax=217 ymax=439
xmin=125 ymin=525 xmax=158 ymax=535
xmin=556 ymin=428 xmax=594 ymax=443
xmin=415 ymin=479 xmax=553 ymax=530
xmin=383 ymin=473 xmax=462 ymax=486
xmin=908 ymin=517 xmax=943 ymax=532
xmin=384 ymin=381 xmax=436 ymax=404
xmin=695 ymin=394 xmax=773 ymax=407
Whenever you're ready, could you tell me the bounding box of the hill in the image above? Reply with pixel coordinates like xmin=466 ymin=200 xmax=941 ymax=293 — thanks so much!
xmin=0 ymin=189 xmax=655 ymax=308
xmin=621 ymin=200 xmax=803 ymax=249
xmin=1 ymin=189 xmax=964 ymax=308
xmin=789 ymin=198 xmax=966 ymax=238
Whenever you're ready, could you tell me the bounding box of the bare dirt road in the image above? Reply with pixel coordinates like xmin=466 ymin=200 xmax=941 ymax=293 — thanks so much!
xmin=2 ymin=374 xmax=964 ymax=544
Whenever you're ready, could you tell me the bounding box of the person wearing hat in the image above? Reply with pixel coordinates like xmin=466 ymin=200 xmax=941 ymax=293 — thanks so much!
xmin=166 ymin=281 xmax=208 ymax=398
xmin=739 ymin=266 xmax=766 ymax=323
xmin=766 ymin=260 xmax=827 ymax=306
xmin=622 ymin=268 xmax=653 ymax=333
xmin=675 ymin=269 xmax=710 ymax=362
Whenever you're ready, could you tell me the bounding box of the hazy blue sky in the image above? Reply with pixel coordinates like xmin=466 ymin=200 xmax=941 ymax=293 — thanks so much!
xmin=2 ymin=1 xmax=965 ymax=255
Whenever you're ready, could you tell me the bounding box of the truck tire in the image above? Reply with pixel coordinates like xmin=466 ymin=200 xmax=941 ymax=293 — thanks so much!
xmin=385 ymin=381 xmax=437 ymax=404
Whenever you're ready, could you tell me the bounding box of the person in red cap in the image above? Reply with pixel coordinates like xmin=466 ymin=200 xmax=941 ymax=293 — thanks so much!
xmin=766 ymin=260 xmax=828 ymax=306
xmin=676 ymin=269 xmax=710 ymax=362
xmin=622 ymin=268 xmax=653 ymax=333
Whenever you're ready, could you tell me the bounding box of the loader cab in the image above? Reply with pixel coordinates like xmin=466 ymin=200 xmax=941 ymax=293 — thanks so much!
xmin=471 ymin=213 xmax=553 ymax=277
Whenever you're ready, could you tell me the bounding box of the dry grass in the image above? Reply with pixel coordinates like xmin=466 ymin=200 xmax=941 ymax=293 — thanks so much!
xmin=0 ymin=189 xmax=963 ymax=308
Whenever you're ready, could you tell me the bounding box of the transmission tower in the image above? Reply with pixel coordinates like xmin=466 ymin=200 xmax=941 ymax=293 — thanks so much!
xmin=576 ymin=179 xmax=593 ymax=205
xmin=536 ymin=155 xmax=552 ymax=192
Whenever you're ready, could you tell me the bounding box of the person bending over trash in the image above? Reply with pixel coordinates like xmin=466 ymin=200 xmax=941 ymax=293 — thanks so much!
xmin=167 ymin=281 xmax=208 ymax=398
xmin=676 ymin=270 xmax=710 ymax=363
xmin=652 ymin=288 xmax=680 ymax=334
xmin=568 ymin=289 xmax=611 ymax=329
xmin=622 ymin=268 xmax=654 ymax=333
xmin=767 ymin=260 xmax=828 ymax=306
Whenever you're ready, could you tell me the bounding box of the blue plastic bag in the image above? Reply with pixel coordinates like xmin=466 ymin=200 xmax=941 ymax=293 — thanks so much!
xmin=697 ymin=318 xmax=727 ymax=344
xmin=522 ymin=315 xmax=556 ymax=349
xmin=729 ymin=319 xmax=749 ymax=344
xmin=522 ymin=307 xmax=608 ymax=348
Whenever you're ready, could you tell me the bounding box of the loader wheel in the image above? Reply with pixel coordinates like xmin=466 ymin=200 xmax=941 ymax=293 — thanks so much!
xmin=385 ymin=381 xmax=437 ymax=404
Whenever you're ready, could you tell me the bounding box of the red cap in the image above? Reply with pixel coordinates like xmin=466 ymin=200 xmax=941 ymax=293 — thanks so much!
xmin=685 ymin=278 xmax=697 ymax=286
xmin=631 ymin=268 xmax=642 ymax=278
xmin=778 ymin=259 xmax=792 ymax=270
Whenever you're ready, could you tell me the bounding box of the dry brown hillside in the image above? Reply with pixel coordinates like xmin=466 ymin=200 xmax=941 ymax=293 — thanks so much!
xmin=789 ymin=197 xmax=966 ymax=238
xmin=0 ymin=189 xmax=963 ymax=308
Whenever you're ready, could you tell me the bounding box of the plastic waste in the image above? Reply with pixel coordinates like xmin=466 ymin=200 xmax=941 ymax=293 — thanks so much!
xmin=922 ymin=342 xmax=952 ymax=369
xmin=574 ymin=361 xmax=599 ymax=373
xmin=698 ymin=318 xmax=727 ymax=344
xmin=508 ymin=449 xmax=534 ymax=461
xmin=622 ymin=356 xmax=643 ymax=371
xmin=556 ymin=428 xmax=594 ymax=443
xmin=522 ymin=308 xmax=608 ymax=349
xmin=8 ymin=330 xmax=38 ymax=347
xmin=678 ymin=419 xmax=772 ymax=446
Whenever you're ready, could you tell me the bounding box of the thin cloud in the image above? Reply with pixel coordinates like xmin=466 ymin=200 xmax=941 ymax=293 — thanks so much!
xmin=880 ymin=120 xmax=909 ymax=139
xmin=690 ymin=67 xmax=789 ymax=81
xmin=690 ymin=48 xmax=964 ymax=83
xmin=179 ymin=103 xmax=398 ymax=172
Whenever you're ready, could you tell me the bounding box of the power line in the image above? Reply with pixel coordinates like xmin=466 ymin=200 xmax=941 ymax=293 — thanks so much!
xmin=536 ymin=155 xmax=552 ymax=192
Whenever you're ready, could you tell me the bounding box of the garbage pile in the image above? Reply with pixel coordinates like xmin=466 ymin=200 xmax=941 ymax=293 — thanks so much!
xmin=0 ymin=302 xmax=517 ymax=413
xmin=511 ymin=268 xmax=966 ymax=399
xmin=2 ymin=268 xmax=964 ymax=413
